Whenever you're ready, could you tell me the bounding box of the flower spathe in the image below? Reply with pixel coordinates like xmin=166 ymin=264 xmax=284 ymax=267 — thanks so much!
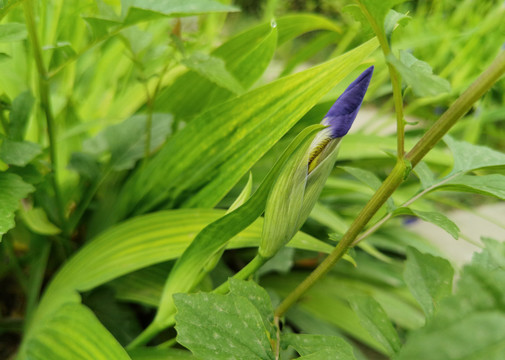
xmin=308 ymin=66 xmax=374 ymax=173
xmin=259 ymin=66 xmax=374 ymax=259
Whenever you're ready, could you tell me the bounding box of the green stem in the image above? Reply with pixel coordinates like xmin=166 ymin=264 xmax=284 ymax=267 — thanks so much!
xmin=213 ymin=254 xmax=269 ymax=294
xmin=357 ymin=1 xmax=405 ymax=159
xmin=274 ymin=47 xmax=505 ymax=319
xmin=24 ymin=238 xmax=50 ymax=330
xmin=23 ymin=0 xmax=66 ymax=230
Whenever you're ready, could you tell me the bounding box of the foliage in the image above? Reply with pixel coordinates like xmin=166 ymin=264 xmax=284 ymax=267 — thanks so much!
xmin=1 ymin=0 xmax=505 ymax=359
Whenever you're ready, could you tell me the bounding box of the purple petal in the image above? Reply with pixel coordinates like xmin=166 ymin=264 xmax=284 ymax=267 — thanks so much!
xmin=324 ymin=66 xmax=374 ymax=138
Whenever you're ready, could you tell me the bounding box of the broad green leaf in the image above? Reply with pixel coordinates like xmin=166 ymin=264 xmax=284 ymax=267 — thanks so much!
xmin=441 ymin=174 xmax=505 ymax=200
xmin=120 ymin=38 xmax=379 ymax=217
xmin=19 ymin=206 xmax=61 ymax=235
xmin=8 ymin=90 xmax=35 ymax=140
xmin=174 ymin=291 xmax=274 ymax=360
xmin=0 ymin=23 xmax=27 ymax=42
xmin=21 ymin=303 xmax=130 ymax=360
xmin=398 ymin=239 xmax=505 ymax=359
xmin=350 ymin=295 xmax=401 ymax=356
xmin=404 ymin=247 xmax=454 ymax=318
xmin=182 ymin=52 xmax=244 ymax=95
xmin=0 ymin=139 xmax=42 ymax=166
xmin=121 ymin=0 xmax=238 ymax=25
xmin=394 ymin=207 xmax=460 ymax=239
xmin=387 ymin=50 xmax=451 ymax=97
xmin=0 ymin=173 xmax=34 ymax=241
xmin=282 ymin=333 xmax=356 ymax=360
xmin=83 ymin=113 xmax=172 ymax=171
xmin=445 ymin=135 xmax=505 ymax=174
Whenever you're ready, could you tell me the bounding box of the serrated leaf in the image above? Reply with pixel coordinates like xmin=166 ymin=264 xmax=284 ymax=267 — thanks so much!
xmin=398 ymin=239 xmax=505 ymax=359
xmin=174 ymin=292 xmax=274 ymax=360
xmin=404 ymin=247 xmax=454 ymax=318
xmin=0 ymin=139 xmax=42 ymax=166
xmin=229 ymin=278 xmax=275 ymax=336
xmin=445 ymin=135 xmax=505 ymax=174
xmin=387 ymin=50 xmax=451 ymax=97
xmin=0 ymin=23 xmax=27 ymax=42
xmin=0 ymin=173 xmax=34 ymax=240
xmin=8 ymin=91 xmax=35 ymax=140
xmin=22 ymin=303 xmax=131 ymax=360
xmin=282 ymin=333 xmax=356 ymax=360
xmin=349 ymin=295 xmax=401 ymax=356
xmin=394 ymin=207 xmax=460 ymax=239
xmin=182 ymin=52 xmax=244 ymax=95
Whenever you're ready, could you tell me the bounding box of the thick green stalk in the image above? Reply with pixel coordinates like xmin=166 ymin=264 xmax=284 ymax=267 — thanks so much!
xmin=23 ymin=0 xmax=65 ymax=229
xmin=275 ymin=47 xmax=505 ymax=319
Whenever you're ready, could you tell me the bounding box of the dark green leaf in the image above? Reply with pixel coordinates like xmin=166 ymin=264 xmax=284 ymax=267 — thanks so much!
xmin=0 ymin=139 xmax=42 ymax=166
xmin=282 ymin=333 xmax=356 ymax=360
xmin=0 ymin=23 xmax=27 ymax=42
xmin=404 ymin=247 xmax=454 ymax=318
xmin=349 ymin=295 xmax=401 ymax=356
xmin=174 ymin=291 xmax=274 ymax=360
xmin=0 ymin=173 xmax=35 ymax=240
xmin=8 ymin=91 xmax=35 ymax=141
xmin=387 ymin=50 xmax=451 ymax=97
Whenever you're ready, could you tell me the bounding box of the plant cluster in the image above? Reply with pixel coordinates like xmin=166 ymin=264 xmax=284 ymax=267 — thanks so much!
xmin=1 ymin=0 xmax=505 ymax=359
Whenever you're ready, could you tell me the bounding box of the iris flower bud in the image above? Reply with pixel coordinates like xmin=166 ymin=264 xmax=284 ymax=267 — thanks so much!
xmin=259 ymin=66 xmax=374 ymax=258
